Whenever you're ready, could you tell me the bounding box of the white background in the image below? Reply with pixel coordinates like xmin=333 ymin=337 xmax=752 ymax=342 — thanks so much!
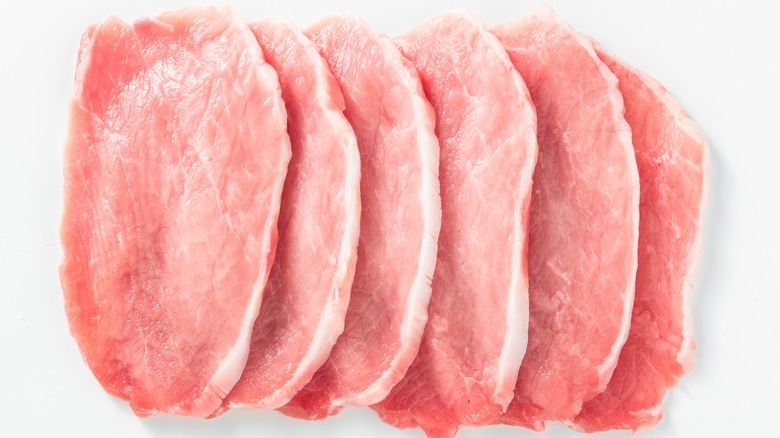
xmin=1 ymin=0 xmax=778 ymax=437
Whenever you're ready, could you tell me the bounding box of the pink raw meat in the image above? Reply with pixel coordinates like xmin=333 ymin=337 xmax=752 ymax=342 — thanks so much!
xmin=572 ymin=47 xmax=709 ymax=432
xmin=280 ymin=16 xmax=441 ymax=419
xmin=373 ymin=13 xmax=537 ymax=438
xmin=493 ymin=7 xmax=640 ymax=429
xmin=223 ymin=19 xmax=361 ymax=410
xmin=59 ymin=7 xmax=290 ymax=417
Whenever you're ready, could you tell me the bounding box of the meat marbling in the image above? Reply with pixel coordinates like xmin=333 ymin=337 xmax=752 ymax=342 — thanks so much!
xmin=572 ymin=46 xmax=709 ymax=433
xmin=373 ymin=13 xmax=538 ymax=438
xmin=59 ymin=6 xmax=290 ymax=417
xmin=493 ymin=6 xmax=640 ymax=429
xmin=280 ymin=15 xmax=442 ymax=419
xmin=223 ymin=19 xmax=361 ymax=410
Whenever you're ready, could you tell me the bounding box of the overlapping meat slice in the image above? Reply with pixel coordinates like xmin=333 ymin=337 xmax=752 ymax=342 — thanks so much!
xmin=59 ymin=7 xmax=290 ymax=417
xmin=373 ymin=13 xmax=537 ymax=437
xmin=280 ymin=15 xmax=441 ymax=419
xmin=571 ymin=47 xmax=709 ymax=433
xmin=223 ymin=19 xmax=361 ymax=410
xmin=492 ymin=7 xmax=639 ymax=429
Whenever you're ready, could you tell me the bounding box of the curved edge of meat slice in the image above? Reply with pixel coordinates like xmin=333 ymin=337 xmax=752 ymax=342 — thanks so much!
xmin=493 ymin=5 xmax=639 ymax=429
xmin=373 ymin=12 xmax=537 ymax=437
xmin=60 ymin=6 xmax=290 ymax=418
xmin=280 ymin=15 xmax=441 ymax=419
xmin=348 ymin=26 xmax=442 ymax=409
xmin=487 ymin=23 xmax=536 ymax=410
xmin=194 ymin=13 xmax=291 ymax=416
xmin=223 ymin=18 xmax=361 ymax=410
xmin=570 ymin=46 xmax=709 ymax=433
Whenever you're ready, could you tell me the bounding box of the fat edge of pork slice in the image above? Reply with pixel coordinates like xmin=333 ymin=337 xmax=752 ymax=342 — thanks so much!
xmin=222 ymin=19 xmax=361 ymax=410
xmin=59 ymin=6 xmax=291 ymax=418
xmin=279 ymin=15 xmax=442 ymax=420
xmin=372 ymin=13 xmax=537 ymax=438
xmin=492 ymin=6 xmax=640 ymax=429
xmin=570 ymin=46 xmax=709 ymax=433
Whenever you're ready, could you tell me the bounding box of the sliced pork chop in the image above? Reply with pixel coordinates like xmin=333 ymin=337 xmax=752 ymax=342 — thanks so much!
xmin=493 ymin=7 xmax=640 ymax=429
xmin=59 ymin=7 xmax=290 ymax=417
xmin=279 ymin=16 xmax=441 ymax=420
xmin=572 ymin=47 xmax=709 ymax=433
xmin=373 ymin=14 xmax=537 ymax=438
xmin=223 ymin=19 xmax=361 ymax=410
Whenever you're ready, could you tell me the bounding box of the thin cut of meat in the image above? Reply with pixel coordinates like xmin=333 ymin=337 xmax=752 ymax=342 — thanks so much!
xmin=59 ymin=7 xmax=290 ymax=417
xmin=493 ymin=7 xmax=640 ymax=429
xmin=373 ymin=13 xmax=537 ymax=438
xmin=572 ymin=47 xmax=709 ymax=433
xmin=223 ymin=19 xmax=361 ymax=410
xmin=280 ymin=16 xmax=441 ymax=419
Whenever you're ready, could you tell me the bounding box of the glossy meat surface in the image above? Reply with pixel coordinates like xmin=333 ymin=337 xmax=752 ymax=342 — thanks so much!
xmin=493 ymin=7 xmax=639 ymax=429
xmin=224 ymin=19 xmax=361 ymax=410
xmin=60 ymin=7 xmax=290 ymax=417
xmin=572 ymin=47 xmax=708 ymax=432
xmin=281 ymin=15 xmax=441 ymax=419
xmin=374 ymin=13 xmax=537 ymax=437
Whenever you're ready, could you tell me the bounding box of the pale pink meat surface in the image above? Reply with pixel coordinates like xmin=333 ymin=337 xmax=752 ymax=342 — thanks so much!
xmin=223 ymin=19 xmax=361 ymax=410
xmin=572 ymin=48 xmax=708 ymax=433
xmin=373 ymin=14 xmax=537 ymax=438
xmin=280 ymin=16 xmax=441 ymax=419
xmin=59 ymin=7 xmax=290 ymax=417
xmin=493 ymin=8 xmax=639 ymax=429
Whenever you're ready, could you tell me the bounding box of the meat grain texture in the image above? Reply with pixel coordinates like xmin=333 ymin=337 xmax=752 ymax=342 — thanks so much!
xmin=60 ymin=6 xmax=290 ymax=417
xmin=280 ymin=15 xmax=442 ymax=419
xmin=373 ymin=13 xmax=538 ymax=438
xmin=493 ymin=7 xmax=640 ymax=429
xmin=223 ymin=19 xmax=361 ymax=411
xmin=572 ymin=47 xmax=709 ymax=432
xmin=60 ymin=6 xmax=708 ymax=434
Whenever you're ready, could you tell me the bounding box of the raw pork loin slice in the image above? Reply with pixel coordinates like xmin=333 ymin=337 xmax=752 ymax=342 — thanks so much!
xmin=280 ymin=16 xmax=441 ymax=419
xmin=223 ymin=19 xmax=361 ymax=410
xmin=374 ymin=13 xmax=537 ymax=438
xmin=572 ymin=47 xmax=709 ymax=433
xmin=59 ymin=7 xmax=290 ymax=417
xmin=493 ymin=7 xmax=640 ymax=429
